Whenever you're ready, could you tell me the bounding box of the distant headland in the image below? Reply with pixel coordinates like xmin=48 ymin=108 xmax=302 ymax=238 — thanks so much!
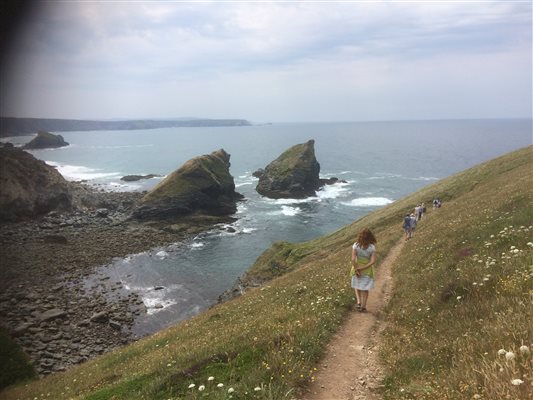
xmin=0 ymin=117 xmax=251 ymax=137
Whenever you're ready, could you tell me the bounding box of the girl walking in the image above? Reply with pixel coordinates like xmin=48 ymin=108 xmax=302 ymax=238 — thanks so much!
xmin=350 ymin=228 xmax=377 ymax=312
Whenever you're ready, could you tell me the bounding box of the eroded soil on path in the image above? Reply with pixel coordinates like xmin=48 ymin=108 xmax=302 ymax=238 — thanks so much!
xmin=301 ymin=239 xmax=404 ymax=400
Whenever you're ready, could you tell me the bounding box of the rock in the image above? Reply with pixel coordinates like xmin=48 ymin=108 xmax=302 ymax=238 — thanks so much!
xmin=23 ymin=131 xmax=69 ymax=150
xmin=90 ymin=311 xmax=108 ymax=323
xmin=120 ymin=174 xmax=161 ymax=182
xmin=13 ymin=322 xmax=33 ymax=336
xmin=154 ymin=303 xmax=164 ymax=309
xmin=95 ymin=208 xmax=109 ymax=217
xmin=0 ymin=147 xmax=74 ymax=222
xmin=39 ymin=308 xmax=67 ymax=322
xmin=43 ymin=234 xmax=68 ymax=244
xmin=255 ymin=140 xmax=321 ymax=199
xmin=252 ymin=169 xmax=264 ymax=179
xmin=132 ymin=149 xmax=243 ymax=221
xmin=153 ymin=286 xmax=165 ymax=291
xmin=109 ymin=320 xmax=122 ymax=330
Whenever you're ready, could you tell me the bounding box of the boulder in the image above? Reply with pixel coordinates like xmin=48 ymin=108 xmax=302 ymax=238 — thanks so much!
xmin=132 ymin=149 xmax=243 ymax=220
xmin=39 ymin=309 xmax=67 ymax=322
xmin=0 ymin=147 xmax=74 ymax=222
xmin=23 ymin=131 xmax=69 ymax=149
xmin=255 ymin=140 xmax=321 ymax=199
xmin=120 ymin=174 xmax=161 ymax=182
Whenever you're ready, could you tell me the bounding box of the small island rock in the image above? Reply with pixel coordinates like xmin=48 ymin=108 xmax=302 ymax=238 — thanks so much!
xmin=23 ymin=131 xmax=69 ymax=149
xmin=255 ymin=140 xmax=321 ymax=199
xmin=132 ymin=149 xmax=242 ymax=220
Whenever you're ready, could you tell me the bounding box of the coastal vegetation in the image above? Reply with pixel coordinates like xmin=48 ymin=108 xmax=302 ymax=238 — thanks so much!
xmin=0 ymin=146 xmax=531 ymax=399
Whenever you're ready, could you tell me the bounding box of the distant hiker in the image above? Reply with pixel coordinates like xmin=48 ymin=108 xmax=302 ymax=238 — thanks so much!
xmin=433 ymin=199 xmax=438 ymax=208
xmin=437 ymin=199 xmax=442 ymax=208
xmin=410 ymin=213 xmax=417 ymax=235
xmin=402 ymin=214 xmax=412 ymax=240
xmin=422 ymin=202 xmax=426 ymax=216
xmin=416 ymin=204 xmax=423 ymax=221
xmin=350 ymin=228 xmax=377 ymax=312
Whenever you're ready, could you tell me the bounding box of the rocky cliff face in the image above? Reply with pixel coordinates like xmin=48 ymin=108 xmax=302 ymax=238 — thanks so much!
xmin=0 ymin=146 xmax=74 ymax=222
xmin=23 ymin=131 xmax=69 ymax=149
xmin=255 ymin=140 xmax=321 ymax=199
xmin=132 ymin=149 xmax=242 ymax=220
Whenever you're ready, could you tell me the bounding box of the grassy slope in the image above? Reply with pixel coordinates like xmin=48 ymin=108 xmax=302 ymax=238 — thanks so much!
xmin=1 ymin=146 xmax=531 ymax=400
xmin=0 ymin=328 xmax=36 ymax=390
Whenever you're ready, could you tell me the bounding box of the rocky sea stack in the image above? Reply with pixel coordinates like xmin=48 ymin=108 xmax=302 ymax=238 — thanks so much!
xmin=23 ymin=131 xmax=69 ymax=149
xmin=0 ymin=146 xmax=73 ymax=222
xmin=132 ymin=149 xmax=242 ymax=220
xmin=255 ymin=140 xmax=321 ymax=199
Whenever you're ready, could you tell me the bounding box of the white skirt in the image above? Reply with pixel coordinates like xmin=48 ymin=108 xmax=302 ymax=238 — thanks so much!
xmin=351 ymin=275 xmax=375 ymax=290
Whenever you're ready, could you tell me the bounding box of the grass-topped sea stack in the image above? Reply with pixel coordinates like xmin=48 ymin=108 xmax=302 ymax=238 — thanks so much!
xmin=132 ymin=149 xmax=242 ymax=221
xmin=255 ymin=139 xmax=321 ymax=199
xmin=22 ymin=131 xmax=69 ymax=149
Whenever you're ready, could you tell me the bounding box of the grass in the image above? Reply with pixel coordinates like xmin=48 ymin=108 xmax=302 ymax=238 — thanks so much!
xmin=1 ymin=146 xmax=531 ymax=400
xmin=0 ymin=327 xmax=36 ymax=390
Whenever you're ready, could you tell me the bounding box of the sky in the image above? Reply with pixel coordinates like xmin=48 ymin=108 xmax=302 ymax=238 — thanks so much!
xmin=0 ymin=1 xmax=531 ymax=123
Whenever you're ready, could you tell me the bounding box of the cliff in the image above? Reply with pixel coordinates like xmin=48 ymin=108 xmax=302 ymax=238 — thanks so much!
xmin=132 ymin=149 xmax=242 ymax=220
xmin=0 ymin=117 xmax=251 ymax=137
xmin=0 ymin=146 xmax=73 ymax=222
xmin=255 ymin=139 xmax=321 ymax=199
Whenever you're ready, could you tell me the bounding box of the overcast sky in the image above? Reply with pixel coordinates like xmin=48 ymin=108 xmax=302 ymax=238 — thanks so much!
xmin=1 ymin=1 xmax=531 ymax=122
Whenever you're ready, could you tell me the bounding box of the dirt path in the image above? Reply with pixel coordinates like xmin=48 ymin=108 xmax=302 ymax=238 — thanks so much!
xmin=301 ymin=238 xmax=405 ymax=400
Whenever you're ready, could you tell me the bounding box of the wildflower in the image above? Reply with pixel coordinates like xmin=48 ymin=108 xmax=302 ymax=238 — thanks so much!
xmin=473 ymin=395 xmax=481 ymax=399
xmin=519 ymin=345 xmax=530 ymax=355
xmin=198 ymin=385 xmax=205 ymax=391
xmin=511 ymin=379 xmax=524 ymax=386
xmin=254 ymin=386 xmax=262 ymax=391
xmin=457 ymin=296 xmax=462 ymax=300
xmin=228 ymin=388 xmax=235 ymax=393
xmin=208 ymin=376 xmax=214 ymax=381
xmin=505 ymin=351 xmax=515 ymax=360
xmin=188 ymin=384 xmax=195 ymax=389
xmin=217 ymin=383 xmax=224 ymax=388
xmin=497 ymin=349 xmax=506 ymax=356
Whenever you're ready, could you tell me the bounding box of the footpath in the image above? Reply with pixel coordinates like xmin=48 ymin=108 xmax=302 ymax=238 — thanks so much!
xmin=301 ymin=238 xmax=405 ymax=400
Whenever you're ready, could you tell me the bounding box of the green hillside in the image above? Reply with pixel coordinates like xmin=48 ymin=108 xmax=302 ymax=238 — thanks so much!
xmin=1 ymin=146 xmax=531 ymax=400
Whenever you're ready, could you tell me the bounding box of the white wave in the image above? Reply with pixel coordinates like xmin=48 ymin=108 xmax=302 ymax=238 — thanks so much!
xmin=45 ymin=161 xmax=121 ymax=181
xmin=190 ymin=242 xmax=205 ymax=248
xmin=235 ymin=182 xmax=253 ymax=188
xmin=155 ymin=250 xmax=169 ymax=259
xmin=236 ymin=203 xmax=248 ymax=214
xmin=342 ymin=197 xmax=394 ymax=207
xmin=242 ymin=227 xmax=257 ymax=234
xmin=267 ymin=197 xmax=316 ymax=205
xmin=281 ymin=206 xmax=299 ymax=216
xmin=411 ymin=176 xmax=439 ymax=181
xmin=316 ymin=182 xmax=350 ymax=199
xmin=144 ymin=298 xmax=178 ymax=315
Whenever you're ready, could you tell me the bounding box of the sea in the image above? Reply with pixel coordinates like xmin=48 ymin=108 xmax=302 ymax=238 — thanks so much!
xmin=3 ymin=119 xmax=531 ymax=336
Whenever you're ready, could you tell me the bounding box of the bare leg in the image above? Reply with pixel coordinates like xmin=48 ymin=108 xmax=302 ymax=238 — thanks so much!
xmin=360 ymin=290 xmax=369 ymax=310
xmin=355 ymin=289 xmax=361 ymax=308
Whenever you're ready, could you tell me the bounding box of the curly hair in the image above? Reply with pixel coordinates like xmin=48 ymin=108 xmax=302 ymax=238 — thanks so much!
xmin=356 ymin=228 xmax=377 ymax=248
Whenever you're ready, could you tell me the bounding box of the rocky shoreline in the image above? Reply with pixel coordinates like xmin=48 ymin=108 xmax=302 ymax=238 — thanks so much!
xmin=0 ymin=186 xmax=235 ymax=377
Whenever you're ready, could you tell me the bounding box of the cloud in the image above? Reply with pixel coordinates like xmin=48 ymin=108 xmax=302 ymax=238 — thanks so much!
xmin=1 ymin=1 xmax=531 ymax=120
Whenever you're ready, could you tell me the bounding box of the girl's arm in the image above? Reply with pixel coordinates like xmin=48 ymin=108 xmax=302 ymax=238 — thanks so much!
xmin=351 ymin=247 xmax=357 ymax=265
xmin=356 ymin=251 xmax=377 ymax=272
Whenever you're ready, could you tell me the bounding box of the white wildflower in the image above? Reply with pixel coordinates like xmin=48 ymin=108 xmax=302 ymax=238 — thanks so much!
xmin=505 ymin=351 xmax=515 ymax=361
xmin=497 ymin=349 xmax=506 ymax=356
xmin=188 ymin=384 xmax=195 ymax=389
xmin=519 ymin=345 xmax=530 ymax=355
xmin=473 ymin=395 xmax=481 ymax=399
xmin=198 ymin=385 xmax=205 ymax=391
xmin=228 ymin=388 xmax=235 ymax=393
xmin=217 ymin=383 xmax=224 ymax=388
xmin=208 ymin=376 xmax=215 ymax=381
xmin=254 ymin=386 xmax=262 ymax=391
xmin=511 ymin=379 xmax=524 ymax=386
xmin=457 ymin=296 xmax=462 ymax=300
